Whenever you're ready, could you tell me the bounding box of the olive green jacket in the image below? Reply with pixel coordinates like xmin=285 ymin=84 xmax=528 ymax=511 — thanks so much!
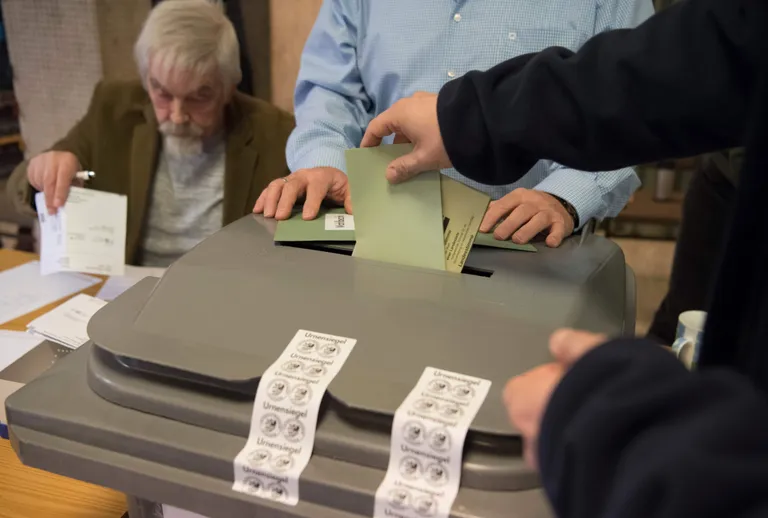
xmin=8 ymin=80 xmax=294 ymax=264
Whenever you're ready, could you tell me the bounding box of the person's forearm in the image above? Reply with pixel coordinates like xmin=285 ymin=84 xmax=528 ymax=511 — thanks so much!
xmin=437 ymin=0 xmax=763 ymax=186
xmin=540 ymin=339 xmax=768 ymax=518
xmin=287 ymin=0 xmax=371 ymax=173
xmin=535 ymin=166 xmax=639 ymax=227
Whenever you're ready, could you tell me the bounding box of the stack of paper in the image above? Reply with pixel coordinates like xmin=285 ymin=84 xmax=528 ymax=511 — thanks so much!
xmin=27 ymin=294 xmax=107 ymax=349
xmin=36 ymin=186 xmax=128 ymax=276
xmin=0 ymin=330 xmax=44 ymax=371
xmin=0 ymin=261 xmax=101 ymax=326
xmin=96 ymin=265 xmax=166 ymax=301
xmin=346 ymin=144 xmax=495 ymax=272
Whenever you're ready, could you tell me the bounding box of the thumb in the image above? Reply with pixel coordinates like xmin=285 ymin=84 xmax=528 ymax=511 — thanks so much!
xmin=385 ymin=151 xmax=430 ymax=184
xmin=344 ymin=189 xmax=353 ymax=214
xmin=549 ymin=328 xmax=607 ymax=366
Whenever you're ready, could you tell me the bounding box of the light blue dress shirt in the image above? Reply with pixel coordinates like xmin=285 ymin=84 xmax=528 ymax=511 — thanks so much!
xmin=287 ymin=0 xmax=654 ymax=227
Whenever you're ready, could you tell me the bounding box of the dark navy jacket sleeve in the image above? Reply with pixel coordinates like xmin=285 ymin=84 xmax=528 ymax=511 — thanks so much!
xmin=436 ymin=0 xmax=765 ymax=185
xmin=538 ymin=339 xmax=768 ymax=518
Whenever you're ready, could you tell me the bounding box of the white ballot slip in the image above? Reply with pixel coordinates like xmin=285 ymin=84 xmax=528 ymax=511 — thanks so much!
xmin=0 ymin=330 xmax=44 ymax=371
xmin=0 ymin=261 xmax=100 ymax=326
xmin=324 ymin=213 xmax=355 ymax=231
xmin=233 ymin=330 xmax=357 ymax=506
xmin=27 ymin=293 xmax=107 ymax=349
xmin=96 ymin=265 xmax=166 ymax=301
xmin=373 ymin=367 xmax=491 ymax=518
xmin=36 ymin=187 xmax=127 ymax=276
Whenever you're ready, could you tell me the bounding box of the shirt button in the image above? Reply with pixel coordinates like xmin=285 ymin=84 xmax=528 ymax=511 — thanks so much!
xmin=453 ymin=13 xmax=461 ymax=22
xmin=447 ymin=70 xmax=457 ymax=78
xmin=508 ymin=31 xmax=517 ymax=40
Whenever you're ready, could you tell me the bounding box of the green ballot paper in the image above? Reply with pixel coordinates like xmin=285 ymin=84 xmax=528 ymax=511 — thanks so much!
xmin=473 ymin=231 xmax=537 ymax=252
xmin=346 ymin=144 xmax=446 ymax=271
xmin=274 ymin=207 xmax=355 ymax=242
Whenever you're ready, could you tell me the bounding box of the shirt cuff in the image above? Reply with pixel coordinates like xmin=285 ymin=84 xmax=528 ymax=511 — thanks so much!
xmin=534 ymin=169 xmax=607 ymax=230
xmin=288 ymin=147 xmax=348 ymax=174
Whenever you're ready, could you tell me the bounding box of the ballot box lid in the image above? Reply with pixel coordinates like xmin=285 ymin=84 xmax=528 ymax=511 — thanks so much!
xmin=85 ymin=215 xmax=630 ymax=438
xmin=4 ymin=215 xmax=630 ymax=513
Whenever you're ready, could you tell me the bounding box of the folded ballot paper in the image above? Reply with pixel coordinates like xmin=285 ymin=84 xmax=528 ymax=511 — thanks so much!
xmin=273 ymin=144 xmax=535 ymax=273
xmin=27 ymin=293 xmax=107 ymax=349
xmin=35 ymin=187 xmax=128 ymax=276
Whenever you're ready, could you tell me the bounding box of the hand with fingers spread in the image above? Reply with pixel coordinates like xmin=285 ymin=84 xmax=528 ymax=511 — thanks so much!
xmin=26 ymin=151 xmax=82 ymax=215
xmin=253 ymin=166 xmax=351 ymax=221
xmin=502 ymin=329 xmax=606 ymax=470
xmin=481 ymin=188 xmax=575 ymax=247
xmin=360 ymin=92 xmax=451 ymax=184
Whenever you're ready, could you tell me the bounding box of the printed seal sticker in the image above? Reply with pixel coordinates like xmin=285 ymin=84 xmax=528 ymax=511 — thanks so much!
xmin=232 ymin=330 xmax=357 ymax=506
xmin=373 ymin=367 xmax=491 ymax=518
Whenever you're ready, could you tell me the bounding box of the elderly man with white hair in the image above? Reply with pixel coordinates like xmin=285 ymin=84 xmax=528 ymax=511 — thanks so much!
xmin=8 ymin=0 xmax=294 ymax=266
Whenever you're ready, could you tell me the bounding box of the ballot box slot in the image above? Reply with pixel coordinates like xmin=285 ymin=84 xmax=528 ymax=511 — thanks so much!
xmin=277 ymin=241 xmax=495 ymax=277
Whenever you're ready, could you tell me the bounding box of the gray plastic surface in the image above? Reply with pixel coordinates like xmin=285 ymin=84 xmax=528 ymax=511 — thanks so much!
xmin=88 ymin=329 xmax=534 ymax=492
xmin=7 ymin=346 xmax=553 ymax=518
xmin=87 ymin=215 xmax=632 ymax=440
xmin=5 ymin=214 xmax=632 ymax=517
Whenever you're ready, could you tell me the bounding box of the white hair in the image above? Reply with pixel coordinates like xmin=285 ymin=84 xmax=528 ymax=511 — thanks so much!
xmin=134 ymin=0 xmax=242 ymax=89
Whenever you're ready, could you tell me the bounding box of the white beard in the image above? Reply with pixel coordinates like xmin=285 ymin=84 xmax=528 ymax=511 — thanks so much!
xmin=162 ymin=134 xmax=204 ymax=158
xmin=159 ymin=121 xmax=205 ymax=158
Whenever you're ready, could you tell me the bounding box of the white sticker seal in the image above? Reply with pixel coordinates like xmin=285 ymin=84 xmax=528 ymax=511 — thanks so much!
xmin=324 ymin=213 xmax=355 ymax=231
xmin=373 ymin=367 xmax=491 ymax=518
xmin=233 ymin=330 xmax=357 ymax=505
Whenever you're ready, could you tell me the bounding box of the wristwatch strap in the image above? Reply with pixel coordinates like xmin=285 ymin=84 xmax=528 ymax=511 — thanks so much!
xmin=549 ymin=194 xmax=580 ymax=230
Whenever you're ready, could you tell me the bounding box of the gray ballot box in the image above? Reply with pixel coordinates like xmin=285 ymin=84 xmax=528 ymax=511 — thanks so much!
xmin=6 ymin=215 xmax=635 ymax=518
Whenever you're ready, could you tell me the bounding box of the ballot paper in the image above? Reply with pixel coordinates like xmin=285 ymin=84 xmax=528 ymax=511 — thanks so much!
xmin=96 ymin=265 xmax=166 ymax=301
xmin=273 ymin=207 xmax=355 ymax=242
xmin=440 ymin=176 xmax=491 ymax=273
xmin=0 ymin=261 xmax=100 ymax=326
xmin=473 ymin=231 xmax=537 ymax=252
xmin=0 ymin=330 xmax=44 ymax=371
xmin=27 ymin=294 xmax=107 ymax=349
xmin=36 ymin=187 xmax=127 ymax=276
xmin=346 ymin=145 xmax=446 ymax=271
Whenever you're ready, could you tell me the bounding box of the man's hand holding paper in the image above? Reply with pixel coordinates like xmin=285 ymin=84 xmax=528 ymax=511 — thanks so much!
xmin=36 ymin=187 xmax=128 ymax=276
xmin=27 ymin=150 xmax=83 ymax=215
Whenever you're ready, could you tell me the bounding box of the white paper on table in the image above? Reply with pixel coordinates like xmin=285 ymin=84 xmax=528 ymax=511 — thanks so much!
xmin=96 ymin=265 xmax=166 ymax=301
xmin=36 ymin=186 xmax=127 ymax=276
xmin=0 ymin=378 xmax=24 ymax=425
xmin=27 ymin=293 xmax=107 ymax=349
xmin=0 ymin=261 xmax=100 ymax=326
xmin=161 ymin=505 xmax=210 ymax=518
xmin=0 ymin=330 xmax=44 ymax=371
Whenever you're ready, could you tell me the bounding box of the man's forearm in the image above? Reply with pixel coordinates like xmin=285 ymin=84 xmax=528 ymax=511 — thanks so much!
xmin=436 ymin=0 xmax=763 ymax=186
